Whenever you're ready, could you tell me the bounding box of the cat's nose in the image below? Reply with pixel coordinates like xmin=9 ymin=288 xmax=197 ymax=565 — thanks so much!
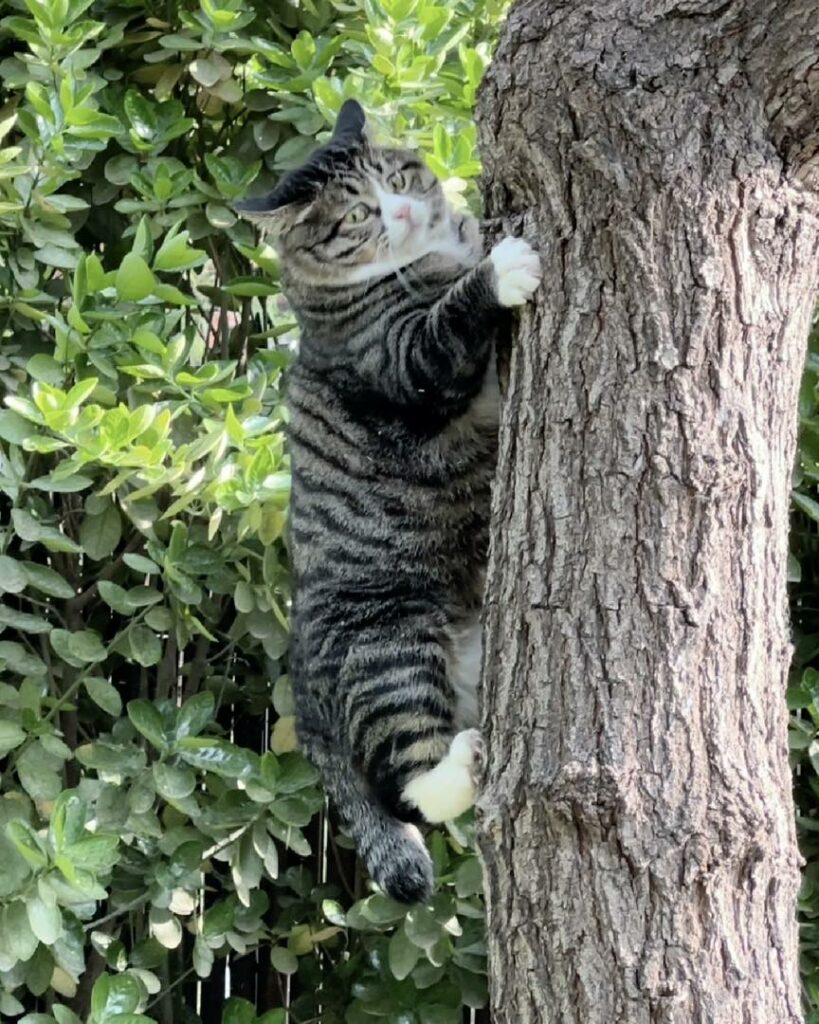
xmin=392 ymin=203 xmax=414 ymax=223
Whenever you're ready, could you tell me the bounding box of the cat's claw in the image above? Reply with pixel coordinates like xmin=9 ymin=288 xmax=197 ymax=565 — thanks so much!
xmin=489 ymin=237 xmax=542 ymax=307
xmin=448 ymin=727 xmax=485 ymax=793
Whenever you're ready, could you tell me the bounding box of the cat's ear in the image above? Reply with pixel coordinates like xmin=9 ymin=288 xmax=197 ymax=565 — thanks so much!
xmin=331 ymin=100 xmax=368 ymax=145
xmin=233 ymin=195 xmax=313 ymax=237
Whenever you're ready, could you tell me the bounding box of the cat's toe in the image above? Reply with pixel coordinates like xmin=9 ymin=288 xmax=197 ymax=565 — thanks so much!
xmin=489 ymin=237 xmax=542 ymax=307
xmin=449 ymin=728 xmax=482 ymax=767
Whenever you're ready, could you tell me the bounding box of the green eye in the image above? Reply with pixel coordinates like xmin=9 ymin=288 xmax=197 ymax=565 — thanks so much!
xmin=345 ymin=203 xmax=370 ymax=224
xmin=388 ymin=170 xmax=408 ymax=192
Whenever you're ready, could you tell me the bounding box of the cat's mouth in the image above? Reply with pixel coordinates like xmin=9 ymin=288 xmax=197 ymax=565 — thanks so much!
xmin=385 ymin=214 xmax=421 ymax=250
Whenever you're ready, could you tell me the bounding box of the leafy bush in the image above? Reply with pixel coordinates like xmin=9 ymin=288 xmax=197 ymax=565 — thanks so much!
xmin=0 ymin=0 xmax=507 ymax=1021
xmin=791 ymin=312 xmax=819 ymax=1023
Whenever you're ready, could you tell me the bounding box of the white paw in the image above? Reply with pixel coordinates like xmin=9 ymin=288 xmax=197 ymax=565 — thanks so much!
xmin=489 ymin=237 xmax=541 ymax=307
xmin=448 ymin=728 xmax=482 ymax=769
xmin=402 ymin=730 xmax=482 ymax=823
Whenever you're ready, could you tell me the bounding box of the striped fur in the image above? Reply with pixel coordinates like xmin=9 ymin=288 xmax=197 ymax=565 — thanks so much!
xmin=237 ymin=101 xmax=540 ymax=902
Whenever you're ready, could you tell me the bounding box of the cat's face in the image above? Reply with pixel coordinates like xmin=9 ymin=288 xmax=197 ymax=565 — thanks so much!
xmin=236 ymin=101 xmax=479 ymax=285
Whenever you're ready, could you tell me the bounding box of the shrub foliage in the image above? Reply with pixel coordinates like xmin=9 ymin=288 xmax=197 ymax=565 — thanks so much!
xmin=3 ymin=1 xmax=818 ymax=1023
xmin=0 ymin=1 xmax=506 ymax=1021
xmin=791 ymin=312 xmax=819 ymax=1023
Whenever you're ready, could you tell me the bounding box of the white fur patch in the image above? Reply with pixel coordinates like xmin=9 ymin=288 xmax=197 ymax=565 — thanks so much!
xmin=443 ymin=614 xmax=482 ymax=730
xmin=402 ymin=729 xmax=481 ymax=823
xmin=489 ymin=237 xmax=541 ymax=307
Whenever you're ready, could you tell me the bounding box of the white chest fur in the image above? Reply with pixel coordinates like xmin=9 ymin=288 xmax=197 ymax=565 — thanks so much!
xmin=444 ymin=613 xmax=482 ymax=729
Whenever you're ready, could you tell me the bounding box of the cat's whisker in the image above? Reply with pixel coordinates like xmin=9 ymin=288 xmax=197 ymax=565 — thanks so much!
xmin=385 ymin=240 xmax=423 ymax=299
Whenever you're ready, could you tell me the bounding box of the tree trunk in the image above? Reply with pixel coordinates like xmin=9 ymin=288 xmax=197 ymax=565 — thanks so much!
xmin=477 ymin=3 xmax=819 ymax=1022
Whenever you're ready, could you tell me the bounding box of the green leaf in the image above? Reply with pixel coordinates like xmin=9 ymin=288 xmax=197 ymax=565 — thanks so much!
xmin=389 ymin=925 xmax=421 ymax=980
xmin=154 ymin=228 xmax=207 ymax=273
xmin=52 ymin=1007 xmax=82 ymax=1024
xmin=233 ymin=580 xmax=254 ymax=613
xmin=452 ymin=966 xmax=487 ymax=1009
xmin=0 ymin=605 xmax=51 ymax=633
xmin=123 ymin=554 xmax=159 ymax=575
xmin=132 ymin=328 xmax=166 ymax=356
xmin=22 ymin=563 xmax=74 ymax=599
xmin=176 ymin=737 xmax=256 ymax=779
xmin=257 ymin=1012 xmax=286 ymax=1024
xmin=149 ymin=906 xmax=183 ymax=950
xmin=0 ymin=555 xmax=28 ymax=594
xmin=0 ymin=720 xmax=26 ymax=755
xmin=127 ymin=625 xmax=162 ymax=667
xmin=223 ymin=999 xmax=256 ymax=1024
xmin=0 ymin=640 xmax=47 ymax=676
xmin=97 ymin=580 xmax=132 ymax=614
xmin=152 ymin=762 xmax=196 ymax=800
xmin=127 ymin=699 xmax=167 ymax=749
xmin=793 ymin=490 xmax=819 ymax=523
xmin=272 ymin=675 xmax=295 ymax=716
xmin=29 ymin=472 xmax=94 ymax=493
xmin=145 ymin=606 xmax=173 ymax=631
xmin=116 ymin=253 xmax=155 ymax=301
xmin=65 ymin=833 xmax=119 ymax=872
xmin=322 ymin=899 xmax=346 ymax=926
xmin=50 ymin=629 xmax=83 ymax=668
xmin=23 ymin=945 xmax=54 ymax=997
xmin=193 ymin=933 xmax=214 ymax=978
xmin=276 ymin=752 xmax=319 ymax=794
xmin=4 ymin=900 xmax=38 ymax=962
xmin=0 ymin=409 xmax=36 ymax=444
xmin=270 ymin=946 xmax=298 ymax=975
xmin=17 ymin=743 xmax=62 ymax=800
xmin=159 ymin=33 xmax=201 ymax=51
xmin=65 ymin=378 xmax=98 ymax=410
xmin=454 ymin=857 xmax=483 ymax=897
xmin=26 ymin=895 xmax=62 ymax=944
xmin=224 ymin=277 xmax=279 ymax=297
xmin=50 ymin=791 xmax=86 ymax=851
xmin=84 ymin=677 xmax=122 ymax=717
xmin=12 ymin=509 xmax=82 ymax=554
xmin=91 ymin=973 xmax=140 ymax=1020
xmin=405 ymin=906 xmax=442 ymax=949
xmin=75 ymin=741 xmax=146 ymax=776
xmin=270 ymin=796 xmax=314 ymax=827
xmin=68 ymin=630 xmax=107 ymax=664
xmin=79 ymin=504 xmax=121 ymax=561
xmin=176 ymin=691 xmax=214 ymax=739
xmin=6 ymin=821 xmax=48 ymax=868
xmin=26 ymin=352 xmax=63 ymax=385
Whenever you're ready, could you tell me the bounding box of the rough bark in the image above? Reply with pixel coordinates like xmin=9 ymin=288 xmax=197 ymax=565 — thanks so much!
xmin=477 ymin=3 xmax=819 ymax=1022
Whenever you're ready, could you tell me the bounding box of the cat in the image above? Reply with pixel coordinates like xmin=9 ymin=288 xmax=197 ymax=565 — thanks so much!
xmin=236 ymin=100 xmax=540 ymax=903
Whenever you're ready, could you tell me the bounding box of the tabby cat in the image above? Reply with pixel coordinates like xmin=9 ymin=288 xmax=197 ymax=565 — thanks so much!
xmin=236 ymin=100 xmax=540 ymax=903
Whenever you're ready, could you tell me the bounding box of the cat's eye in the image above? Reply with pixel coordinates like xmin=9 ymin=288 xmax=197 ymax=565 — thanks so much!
xmin=345 ymin=203 xmax=370 ymax=224
xmin=388 ymin=170 xmax=408 ymax=192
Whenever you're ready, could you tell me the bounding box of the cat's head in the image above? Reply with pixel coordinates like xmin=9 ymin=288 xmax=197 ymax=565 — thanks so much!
xmin=235 ymin=100 xmax=479 ymax=285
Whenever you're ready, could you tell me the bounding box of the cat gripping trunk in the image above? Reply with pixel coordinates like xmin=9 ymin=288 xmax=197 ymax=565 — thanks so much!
xmin=312 ymin=747 xmax=434 ymax=904
xmin=235 ymin=99 xmax=540 ymax=903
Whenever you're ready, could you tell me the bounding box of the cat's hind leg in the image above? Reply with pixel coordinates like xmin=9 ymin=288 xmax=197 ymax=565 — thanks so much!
xmin=344 ymin=628 xmax=481 ymax=823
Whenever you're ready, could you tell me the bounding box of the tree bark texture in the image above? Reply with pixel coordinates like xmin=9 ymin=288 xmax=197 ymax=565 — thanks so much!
xmin=477 ymin=3 xmax=819 ymax=1022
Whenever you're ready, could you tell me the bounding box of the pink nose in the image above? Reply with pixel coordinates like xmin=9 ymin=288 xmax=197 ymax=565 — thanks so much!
xmin=393 ymin=203 xmax=413 ymax=223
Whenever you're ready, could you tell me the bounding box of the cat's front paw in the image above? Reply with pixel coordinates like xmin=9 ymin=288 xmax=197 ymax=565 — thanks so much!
xmin=489 ymin=237 xmax=541 ymax=307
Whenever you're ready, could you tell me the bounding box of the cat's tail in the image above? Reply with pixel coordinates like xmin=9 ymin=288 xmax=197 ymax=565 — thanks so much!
xmin=310 ymin=747 xmax=433 ymax=904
